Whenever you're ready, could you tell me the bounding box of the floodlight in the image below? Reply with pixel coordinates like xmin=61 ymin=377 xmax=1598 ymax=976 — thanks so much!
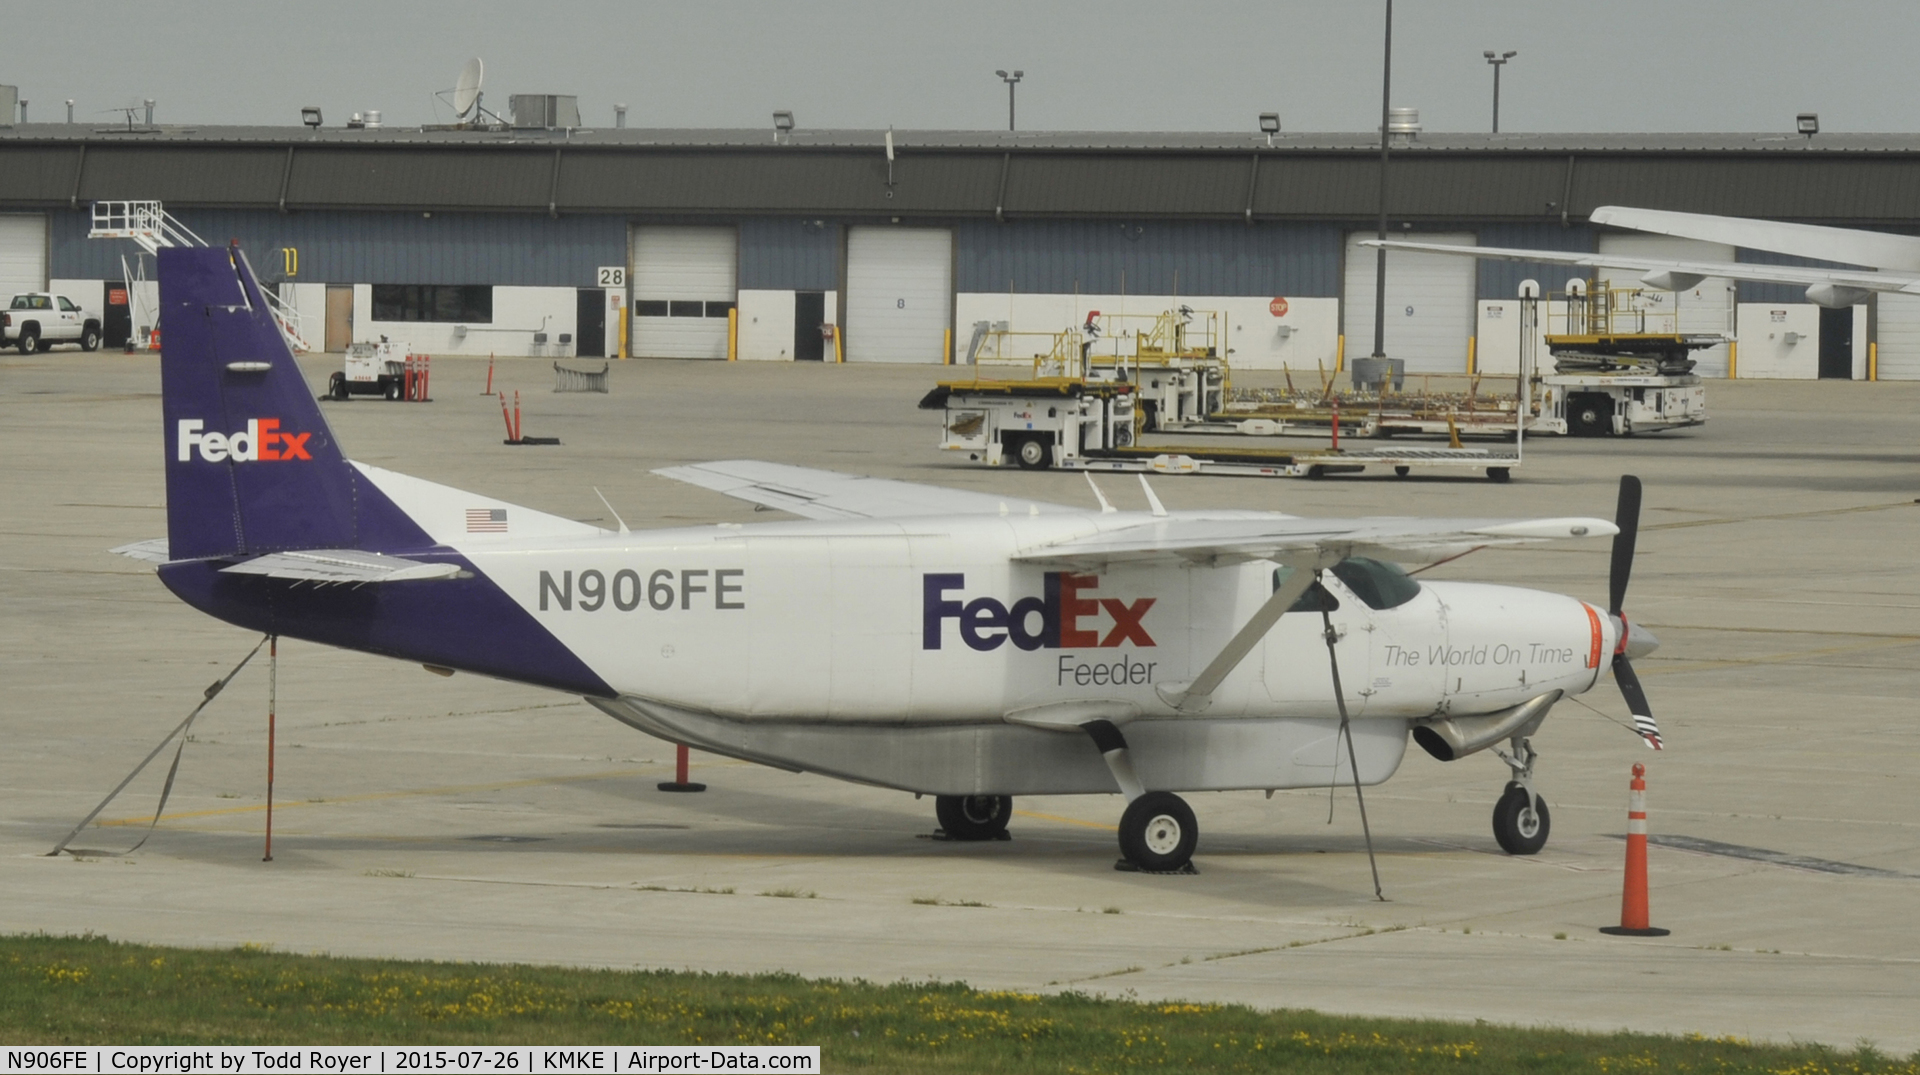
xmin=773 ymin=110 xmax=794 ymax=132
xmin=1797 ymin=112 xmax=1819 ymax=137
xmin=1258 ymin=112 xmax=1280 ymax=134
xmin=301 ymin=106 xmax=323 ymax=128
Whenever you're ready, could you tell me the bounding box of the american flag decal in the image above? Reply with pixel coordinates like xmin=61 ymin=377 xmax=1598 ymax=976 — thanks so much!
xmin=466 ymin=508 xmax=508 ymax=533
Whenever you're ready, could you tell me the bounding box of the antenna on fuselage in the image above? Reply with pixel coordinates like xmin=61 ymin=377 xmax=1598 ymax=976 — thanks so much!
xmin=593 ymin=487 xmax=630 ymax=535
xmin=1084 ymin=473 xmax=1116 ymax=514
xmin=1137 ymin=474 xmax=1167 ymax=517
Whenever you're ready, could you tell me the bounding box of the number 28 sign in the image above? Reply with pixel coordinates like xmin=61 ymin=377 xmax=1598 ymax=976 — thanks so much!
xmin=1269 ymin=297 xmax=1289 ymax=317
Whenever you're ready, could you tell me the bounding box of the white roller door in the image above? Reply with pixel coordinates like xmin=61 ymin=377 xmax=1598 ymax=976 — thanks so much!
xmin=1873 ymin=294 xmax=1920 ymax=380
xmin=629 ymin=226 xmax=736 ymax=359
xmin=1342 ymin=232 xmax=1474 ymax=373
xmin=0 ymin=214 xmax=48 ymax=300
xmin=1597 ymin=235 xmax=1736 ymax=377
xmin=846 ymin=227 xmax=952 ymax=364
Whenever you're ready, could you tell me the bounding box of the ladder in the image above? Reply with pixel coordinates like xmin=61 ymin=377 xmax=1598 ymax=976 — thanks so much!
xmin=88 ymin=200 xmax=312 ymax=353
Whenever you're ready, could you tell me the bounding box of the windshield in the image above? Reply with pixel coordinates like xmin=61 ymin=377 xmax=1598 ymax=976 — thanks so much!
xmin=1329 ymin=557 xmax=1423 ymax=610
xmin=1271 ymin=565 xmax=1339 ymax=612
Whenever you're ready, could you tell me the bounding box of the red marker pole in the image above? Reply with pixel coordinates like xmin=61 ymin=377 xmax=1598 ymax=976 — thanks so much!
xmin=263 ymin=635 xmax=277 ymax=863
xmin=1601 ymin=763 xmax=1669 ymax=936
xmin=482 ymin=354 xmax=494 ymax=396
xmin=658 ymin=743 xmax=706 ymax=793
xmin=498 ymin=392 xmax=515 ymax=442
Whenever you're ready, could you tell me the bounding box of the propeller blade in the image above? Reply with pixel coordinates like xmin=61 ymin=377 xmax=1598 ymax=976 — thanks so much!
xmin=1609 ymin=475 xmax=1642 ymax=617
xmin=1613 ymin=655 xmax=1664 ymax=750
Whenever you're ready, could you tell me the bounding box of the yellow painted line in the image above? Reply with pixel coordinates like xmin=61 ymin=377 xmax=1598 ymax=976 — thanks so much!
xmin=1014 ymin=808 xmax=1116 ymax=832
xmin=1644 ymin=500 xmax=1917 ymax=532
xmin=96 ymin=768 xmax=651 ymax=827
xmin=1634 ymin=637 xmax=1916 ymax=677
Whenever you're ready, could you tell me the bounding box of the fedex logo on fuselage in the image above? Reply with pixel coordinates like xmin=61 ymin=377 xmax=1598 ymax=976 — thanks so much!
xmin=923 ymin=572 xmax=1155 ymax=652
xmin=175 ymin=419 xmax=311 ymax=463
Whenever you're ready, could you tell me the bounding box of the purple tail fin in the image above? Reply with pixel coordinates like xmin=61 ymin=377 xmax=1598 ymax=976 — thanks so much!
xmin=159 ymin=245 xmax=428 ymax=558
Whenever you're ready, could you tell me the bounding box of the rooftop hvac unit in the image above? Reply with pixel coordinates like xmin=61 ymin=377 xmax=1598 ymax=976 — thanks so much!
xmin=509 ymin=94 xmax=581 ymax=129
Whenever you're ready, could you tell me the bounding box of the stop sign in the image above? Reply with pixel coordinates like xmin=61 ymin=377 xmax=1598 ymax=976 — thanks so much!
xmin=1269 ymin=297 xmax=1289 ymax=317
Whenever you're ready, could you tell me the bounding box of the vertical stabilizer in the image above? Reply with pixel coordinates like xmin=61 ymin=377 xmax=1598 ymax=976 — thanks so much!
xmin=160 ymin=246 xmax=365 ymax=559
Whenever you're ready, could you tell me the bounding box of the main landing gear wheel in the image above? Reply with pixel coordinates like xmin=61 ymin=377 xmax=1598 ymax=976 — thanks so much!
xmin=1492 ymin=782 xmax=1550 ymax=855
xmin=1013 ymin=437 xmax=1053 ymax=470
xmin=935 ymin=794 xmax=1012 ymax=840
xmin=1118 ymin=791 xmax=1198 ymax=871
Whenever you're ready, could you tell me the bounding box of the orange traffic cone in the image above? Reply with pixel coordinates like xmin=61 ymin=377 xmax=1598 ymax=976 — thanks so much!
xmin=1600 ymin=763 xmax=1670 ymax=937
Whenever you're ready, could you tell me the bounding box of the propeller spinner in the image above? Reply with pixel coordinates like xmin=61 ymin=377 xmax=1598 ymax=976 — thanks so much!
xmin=1608 ymin=475 xmax=1664 ymax=750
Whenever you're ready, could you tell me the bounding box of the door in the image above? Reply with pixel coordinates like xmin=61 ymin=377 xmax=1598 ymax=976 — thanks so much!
xmin=845 ymin=227 xmax=952 ymax=363
xmin=0 ymin=214 xmax=46 ymax=299
xmin=324 ymin=285 xmax=353 ymax=351
xmin=1342 ymin=232 xmax=1475 ymax=373
xmin=103 ymin=282 xmax=131 ymax=349
xmin=629 ymin=226 xmax=737 ymax=359
xmin=1818 ymin=305 xmax=1852 ymax=379
xmin=793 ymin=291 xmax=826 ymax=361
xmin=575 ymin=288 xmax=606 ymax=357
xmin=1875 ymin=294 xmax=1920 ymax=380
xmin=1598 ymin=235 xmax=1735 ymax=376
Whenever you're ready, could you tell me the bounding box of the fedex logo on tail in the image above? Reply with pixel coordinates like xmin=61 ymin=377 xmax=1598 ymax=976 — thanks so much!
xmin=176 ymin=419 xmax=312 ymax=463
xmin=923 ymin=572 xmax=1155 ymax=652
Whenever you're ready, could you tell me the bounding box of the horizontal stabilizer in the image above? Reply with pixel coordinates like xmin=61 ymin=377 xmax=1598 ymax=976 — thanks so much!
xmin=1016 ymin=516 xmax=1616 ymax=569
xmin=111 ymin=538 xmax=173 ymax=564
xmin=217 ymin=549 xmax=462 ymax=584
xmin=655 ymin=459 xmax=1074 ymax=520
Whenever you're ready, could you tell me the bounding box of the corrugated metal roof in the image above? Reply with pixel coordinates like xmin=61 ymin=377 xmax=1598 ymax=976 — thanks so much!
xmin=7 ymin=124 xmax=1920 ymax=222
xmin=12 ymin=123 xmax=1920 ymax=154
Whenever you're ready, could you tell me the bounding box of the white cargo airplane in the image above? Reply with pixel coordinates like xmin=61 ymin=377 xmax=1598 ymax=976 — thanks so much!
xmin=117 ymin=245 xmax=1664 ymax=874
xmin=1364 ymin=204 xmax=1920 ymax=308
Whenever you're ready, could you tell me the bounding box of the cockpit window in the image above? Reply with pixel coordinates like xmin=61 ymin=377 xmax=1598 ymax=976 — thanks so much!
xmin=1271 ymin=565 xmax=1339 ymax=612
xmin=1329 ymin=557 xmax=1422 ymax=610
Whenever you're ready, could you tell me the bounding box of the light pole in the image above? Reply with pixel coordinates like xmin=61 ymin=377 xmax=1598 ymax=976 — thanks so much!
xmin=1371 ymin=0 xmax=1392 ymax=362
xmin=1484 ymin=50 xmax=1516 ymax=133
xmin=995 ymin=69 xmax=1023 ymax=131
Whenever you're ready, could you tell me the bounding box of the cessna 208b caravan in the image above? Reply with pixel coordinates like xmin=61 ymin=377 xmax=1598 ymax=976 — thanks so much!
xmin=120 ymin=245 xmax=1664 ymax=874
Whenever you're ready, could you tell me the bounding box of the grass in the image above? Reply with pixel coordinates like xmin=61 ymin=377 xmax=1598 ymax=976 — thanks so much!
xmin=2 ymin=934 xmax=1917 ymax=1074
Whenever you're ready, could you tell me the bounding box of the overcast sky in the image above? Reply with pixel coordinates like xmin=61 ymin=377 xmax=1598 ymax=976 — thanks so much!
xmin=6 ymin=0 xmax=1918 ymax=133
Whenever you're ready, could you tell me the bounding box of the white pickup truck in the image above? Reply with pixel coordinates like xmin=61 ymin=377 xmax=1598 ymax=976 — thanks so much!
xmin=3 ymin=292 xmax=103 ymax=353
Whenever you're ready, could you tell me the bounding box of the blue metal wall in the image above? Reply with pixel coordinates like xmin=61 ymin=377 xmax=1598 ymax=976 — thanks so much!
xmin=955 ymin=219 xmax=1342 ymax=296
xmin=1473 ymin=223 xmax=1594 ymax=301
xmin=49 ymin=209 xmax=626 ymax=287
xmin=737 ymin=218 xmax=839 ymax=290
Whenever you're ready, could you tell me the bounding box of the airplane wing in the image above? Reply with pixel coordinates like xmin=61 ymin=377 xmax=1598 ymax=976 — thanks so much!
xmin=1358 ymin=239 xmax=1920 ymax=296
xmin=217 ymin=549 xmax=462 ymax=584
xmin=654 ymin=459 xmax=1077 ymax=520
xmin=1590 ymin=205 xmax=1920 ymax=272
xmin=1015 ymin=515 xmax=1615 ymax=569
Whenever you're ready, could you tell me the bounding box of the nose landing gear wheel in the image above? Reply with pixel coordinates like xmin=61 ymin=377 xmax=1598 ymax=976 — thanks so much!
xmin=1492 ymin=783 xmax=1550 ymax=855
xmin=934 ymin=794 xmax=1013 ymax=841
xmin=1118 ymin=791 xmax=1198 ymax=871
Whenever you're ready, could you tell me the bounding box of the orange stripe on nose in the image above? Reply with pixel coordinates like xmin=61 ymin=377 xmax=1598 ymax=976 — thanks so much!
xmin=1583 ymin=603 xmax=1604 ymax=669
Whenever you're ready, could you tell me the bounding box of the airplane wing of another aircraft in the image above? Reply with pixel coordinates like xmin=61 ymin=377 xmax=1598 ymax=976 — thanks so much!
xmin=111 ymin=540 xmax=461 ymax=584
xmin=654 ymin=460 xmax=1077 ymax=520
xmin=1359 ymin=239 xmax=1920 ymax=296
xmin=1016 ymin=515 xmax=1616 ymax=569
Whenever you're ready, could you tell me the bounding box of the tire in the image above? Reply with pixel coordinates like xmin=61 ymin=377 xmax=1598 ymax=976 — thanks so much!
xmin=1492 ymin=783 xmax=1550 ymax=855
xmin=382 ymin=377 xmax=401 ymax=401
xmin=935 ymin=795 xmax=1012 ymax=841
xmin=1567 ymin=395 xmax=1611 ymax=437
xmin=1487 ymin=467 xmax=1511 ymax=483
xmin=18 ymin=329 xmax=38 ymax=355
xmin=1394 ymin=465 xmax=1411 ymax=478
xmin=1118 ymin=791 xmax=1198 ymax=871
xmin=80 ymin=325 xmax=101 ymax=352
xmin=328 ymin=372 xmax=349 ymax=401
xmin=1013 ymin=436 xmax=1053 ymax=470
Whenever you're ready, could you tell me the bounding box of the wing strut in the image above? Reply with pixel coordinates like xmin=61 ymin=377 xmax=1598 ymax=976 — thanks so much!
xmin=1155 ymin=554 xmax=1334 ymax=712
xmin=1320 ymin=597 xmax=1385 ymax=901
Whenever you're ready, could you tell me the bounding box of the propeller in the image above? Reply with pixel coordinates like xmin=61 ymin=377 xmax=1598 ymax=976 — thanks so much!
xmin=1607 ymin=476 xmax=1664 ymax=750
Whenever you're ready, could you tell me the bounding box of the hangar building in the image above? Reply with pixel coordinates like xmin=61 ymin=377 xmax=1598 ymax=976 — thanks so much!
xmin=3 ymin=121 xmax=1918 ymax=379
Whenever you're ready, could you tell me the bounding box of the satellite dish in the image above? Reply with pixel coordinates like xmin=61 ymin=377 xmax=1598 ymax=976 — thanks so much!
xmin=453 ymin=58 xmax=484 ymax=121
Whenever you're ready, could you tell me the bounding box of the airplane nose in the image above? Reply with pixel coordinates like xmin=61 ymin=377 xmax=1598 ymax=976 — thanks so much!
xmin=1623 ymin=621 xmax=1660 ymax=660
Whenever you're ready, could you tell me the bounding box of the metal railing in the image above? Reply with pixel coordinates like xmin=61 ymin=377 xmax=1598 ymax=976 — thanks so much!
xmin=88 ymin=200 xmax=310 ymax=353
